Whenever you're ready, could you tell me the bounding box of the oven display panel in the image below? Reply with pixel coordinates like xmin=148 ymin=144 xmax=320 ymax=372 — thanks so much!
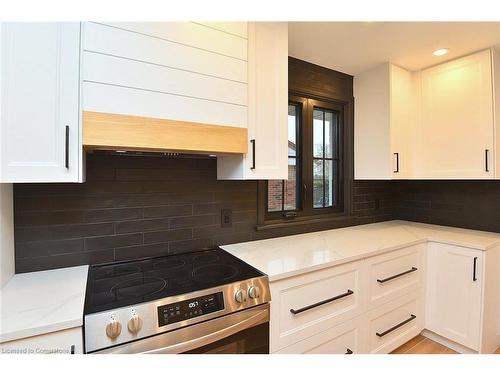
xmin=157 ymin=292 xmax=224 ymax=327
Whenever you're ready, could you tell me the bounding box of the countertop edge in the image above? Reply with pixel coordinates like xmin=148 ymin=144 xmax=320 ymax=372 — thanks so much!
xmin=0 ymin=318 xmax=83 ymax=344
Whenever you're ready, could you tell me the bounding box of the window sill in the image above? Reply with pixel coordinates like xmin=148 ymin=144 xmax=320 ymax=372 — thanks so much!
xmin=256 ymin=213 xmax=357 ymax=232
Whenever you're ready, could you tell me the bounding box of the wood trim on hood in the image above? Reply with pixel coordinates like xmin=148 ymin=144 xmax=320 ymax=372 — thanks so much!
xmin=83 ymin=111 xmax=248 ymax=154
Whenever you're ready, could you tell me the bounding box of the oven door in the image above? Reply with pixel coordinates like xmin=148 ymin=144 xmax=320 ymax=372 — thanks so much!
xmin=96 ymin=304 xmax=269 ymax=354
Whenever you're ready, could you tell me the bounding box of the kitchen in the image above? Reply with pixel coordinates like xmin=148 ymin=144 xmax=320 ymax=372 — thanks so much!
xmin=0 ymin=1 xmax=499 ymax=372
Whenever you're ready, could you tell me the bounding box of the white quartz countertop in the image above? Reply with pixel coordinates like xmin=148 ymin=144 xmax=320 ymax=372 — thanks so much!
xmin=0 ymin=265 xmax=88 ymax=343
xmin=223 ymin=220 xmax=500 ymax=282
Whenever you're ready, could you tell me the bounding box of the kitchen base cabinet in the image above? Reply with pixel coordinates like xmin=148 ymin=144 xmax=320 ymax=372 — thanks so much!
xmin=0 ymin=327 xmax=83 ymax=354
xmin=365 ymin=244 xmax=424 ymax=310
xmin=276 ymin=317 xmax=366 ymax=354
xmin=425 ymin=242 xmax=500 ymax=353
xmin=268 ymin=239 xmax=498 ymax=354
xmin=366 ymin=292 xmax=422 ymax=354
xmin=269 ymin=260 xmax=365 ymax=353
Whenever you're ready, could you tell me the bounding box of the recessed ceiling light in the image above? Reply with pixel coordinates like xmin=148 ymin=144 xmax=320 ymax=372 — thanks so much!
xmin=433 ymin=48 xmax=449 ymax=57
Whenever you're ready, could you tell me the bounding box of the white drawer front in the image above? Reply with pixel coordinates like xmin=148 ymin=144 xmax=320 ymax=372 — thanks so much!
xmin=366 ymin=244 xmax=424 ymax=309
xmin=276 ymin=317 xmax=365 ymax=354
xmin=0 ymin=327 xmax=83 ymax=354
xmin=270 ymin=261 xmax=365 ymax=352
xmin=366 ymin=292 xmax=422 ymax=353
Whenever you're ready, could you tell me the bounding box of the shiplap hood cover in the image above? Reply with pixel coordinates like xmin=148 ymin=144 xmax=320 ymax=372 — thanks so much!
xmin=289 ymin=22 xmax=500 ymax=75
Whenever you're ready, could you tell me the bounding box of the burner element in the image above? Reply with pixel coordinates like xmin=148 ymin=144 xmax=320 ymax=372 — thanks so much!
xmin=193 ymin=253 xmax=219 ymax=264
xmin=110 ymin=277 xmax=167 ymax=299
xmin=193 ymin=264 xmax=238 ymax=282
xmin=153 ymin=258 xmax=186 ymax=270
xmin=94 ymin=264 xmax=141 ymax=280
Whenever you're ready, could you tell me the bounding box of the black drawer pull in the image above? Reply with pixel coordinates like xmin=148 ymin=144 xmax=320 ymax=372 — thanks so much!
xmin=377 ymin=267 xmax=418 ymax=284
xmin=393 ymin=152 xmax=399 ymax=173
xmin=250 ymin=139 xmax=256 ymax=170
xmin=70 ymin=345 xmax=75 ymax=354
xmin=65 ymin=125 xmax=70 ymax=169
xmin=345 ymin=348 xmax=353 ymax=354
xmin=290 ymin=289 xmax=354 ymax=315
xmin=473 ymin=257 xmax=478 ymax=281
xmin=376 ymin=314 xmax=416 ymax=338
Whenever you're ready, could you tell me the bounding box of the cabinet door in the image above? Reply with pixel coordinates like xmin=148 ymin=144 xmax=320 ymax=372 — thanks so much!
xmin=420 ymin=50 xmax=494 ymax=179
xmin=217 ymin=22 xmax=288 ymax=180
xmin=1 ymin=23 xmax=81 ymax=182
xmin=425 ymin=243 xmax=483 ymax=350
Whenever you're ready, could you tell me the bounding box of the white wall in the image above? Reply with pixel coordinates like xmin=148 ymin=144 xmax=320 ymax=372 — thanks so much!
xmin=0 ymin=183 xmax=15 ymax=287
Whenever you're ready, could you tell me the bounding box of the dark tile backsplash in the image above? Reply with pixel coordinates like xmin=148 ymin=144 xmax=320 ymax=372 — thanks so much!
xmin=393 ymin=180 xmax=500 ymax=233
xmin=14 ymin=154 xmax=394 ymax=273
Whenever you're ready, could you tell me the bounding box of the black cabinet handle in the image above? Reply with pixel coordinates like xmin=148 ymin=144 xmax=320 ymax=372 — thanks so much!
xmin=473 ymin=257 xmax=478 ymax=281
xmin=65 ymin=125 xmax=70 ymax=169
xmin=345 ymin=348 xmax=353 ymax=354
xmin=250 ymin=139 xmax=256 ymax=170
xmin=377 ymin=267 xmax=418 ymax=284
xmin=290 ymin=289 xmax=354 ymax=315
xmin=393 ymin=152 xmax=399 ymax=173
xmin=70 ymin=345 xmax=75 ymax=354
xmin=485 ymin=149 xmax=489 ymax=172
xmin=376 ymin=314 xmax=416 ymax=337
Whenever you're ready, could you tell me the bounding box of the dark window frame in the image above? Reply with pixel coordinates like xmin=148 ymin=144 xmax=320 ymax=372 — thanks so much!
xmin=258 ymin=92 xmax=350 ymax=226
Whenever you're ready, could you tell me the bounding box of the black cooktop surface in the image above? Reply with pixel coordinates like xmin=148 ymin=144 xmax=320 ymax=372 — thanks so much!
xmin=84 ymin=247 xmax=264 ymax=314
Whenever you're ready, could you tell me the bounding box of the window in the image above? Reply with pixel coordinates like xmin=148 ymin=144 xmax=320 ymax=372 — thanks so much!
xmin=267 ymin=103 xmax=301 ymax=214
xmin=264 ymin=95 xmax=344 ymax=221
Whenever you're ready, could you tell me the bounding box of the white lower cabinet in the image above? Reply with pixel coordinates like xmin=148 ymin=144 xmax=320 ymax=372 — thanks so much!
xmin=366 ymin=292 xmax=422 ymax=353
xmin=0 ymin=327 xmax=83 ymax=354
xmin=276 ymin=316 xmax=365 ymax=354
xmin=269 ymin=241 xmax=500 ymax=354
xmin=269 ymin=260 xmax=365 ymax=352
xmin=365 ymin=244 xmax=424 ymax=309
xmin=425 ymin=243 xmax=483 ymax=351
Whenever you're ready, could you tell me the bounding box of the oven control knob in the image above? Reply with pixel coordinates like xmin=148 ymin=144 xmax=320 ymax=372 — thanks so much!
xmin=105 ymin=318 xmax=122 ymax=339
xmin=248 ymin=285 xmax=260 ymax=299
xmin=127 ymin=312 xmax=143 ymax=334
xmin=235 ymin=288 xmax=246 ymax=303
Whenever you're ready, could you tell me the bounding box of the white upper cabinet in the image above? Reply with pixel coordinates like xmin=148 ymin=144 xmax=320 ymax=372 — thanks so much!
xmin=81 ymin=22 xmax=248 ymax=128
xmin=0 ymin=23 xmax=83 ymax=183
xmin=354 ymin=48 xmax=500 ymax=180
xmin=217 ymin=22 xmax=289 ymax=180
xmin=354 ymin=63 xmax=414 ymax=179
xmin=419 ymin=49 xmax=495 ymax=179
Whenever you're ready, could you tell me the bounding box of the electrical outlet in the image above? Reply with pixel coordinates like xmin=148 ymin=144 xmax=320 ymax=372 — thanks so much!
xmin=221 ymin=208 xmax=232 ymax=228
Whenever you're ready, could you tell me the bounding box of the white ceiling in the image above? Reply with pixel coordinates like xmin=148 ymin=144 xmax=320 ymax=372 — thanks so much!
xmin=288 ymin=22 xmax=500 ymax=75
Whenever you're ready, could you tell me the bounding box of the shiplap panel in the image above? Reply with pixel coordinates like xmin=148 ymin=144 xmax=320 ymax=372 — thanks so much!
xmin=99 ymin=22 xmax=247 ymax=60
xmin=83 ymin=52 xmax=247 ymax=106
xmin=195 ymin=22 xmax=248 ymax=38
xmin=83 ymin=22 xmax=247 ymax=83
xmin=82 ymin=82 xmax=247 ymax=128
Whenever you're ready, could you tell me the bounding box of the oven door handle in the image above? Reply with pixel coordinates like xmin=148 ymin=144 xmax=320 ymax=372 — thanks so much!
xmin=145 ymin=307 xmax=268 ymax=354
xmin=95 ymin=304 xmax=269 ymax=354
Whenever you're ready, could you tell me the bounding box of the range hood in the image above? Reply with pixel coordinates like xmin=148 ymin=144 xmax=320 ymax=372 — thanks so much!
xmin=82 ymin=111 xmax=248 ymax=155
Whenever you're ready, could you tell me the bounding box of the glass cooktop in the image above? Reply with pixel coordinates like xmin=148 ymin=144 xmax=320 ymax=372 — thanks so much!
xmin=84 ymin=247 xmax=263 ymax=314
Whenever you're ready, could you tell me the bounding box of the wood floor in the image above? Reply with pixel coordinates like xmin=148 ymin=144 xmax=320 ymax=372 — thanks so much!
xmin=391 ymin=335 xmax=500 ymax=354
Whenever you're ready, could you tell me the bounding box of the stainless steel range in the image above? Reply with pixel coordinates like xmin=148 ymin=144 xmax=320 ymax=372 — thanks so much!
xmin=83 ymin=247 xmax=271 ymax=354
